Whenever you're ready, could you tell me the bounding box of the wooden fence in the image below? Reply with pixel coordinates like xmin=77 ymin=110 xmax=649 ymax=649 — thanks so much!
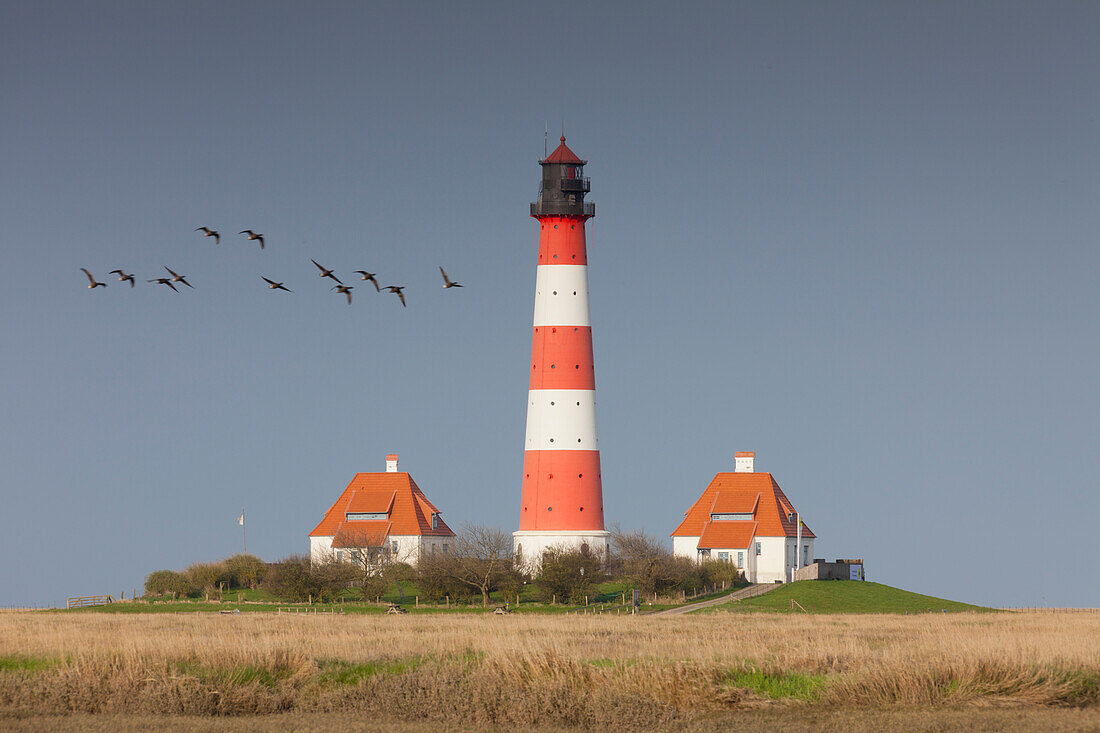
xmin=66 ymin=595 xmax=115 ymax=609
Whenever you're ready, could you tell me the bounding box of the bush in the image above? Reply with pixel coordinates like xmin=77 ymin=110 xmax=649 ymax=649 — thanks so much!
xmin=144 ymin=570 xmax=195 ymax=598
xmin=223 ymin=554 xmax=266 ymax=589
xmin=535 ymin=545 xmax=604 ymax=604
xmin=185 ymin=561 xmax=230 ymax=595
xmin=415 ymin=553 xmax=469 ymax=602
xmin=262 ymin=556 xmax=356 ymax=602
xmin=610 ymin=528 xmax=681 ymax=596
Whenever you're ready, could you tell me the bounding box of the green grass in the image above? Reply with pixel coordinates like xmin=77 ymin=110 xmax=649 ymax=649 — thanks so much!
xmin=0 ymin=655 xmax=61 ymax=673
xmin=722 ymin=667 xmax=826 ymax=700
xmin=699 ymin=580 xmax=989 ymax=615
xmin=317 ymin=657 xmax=423 ymax=686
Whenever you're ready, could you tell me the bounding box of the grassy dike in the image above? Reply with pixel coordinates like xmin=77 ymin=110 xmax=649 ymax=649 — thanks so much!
xmin=698 ymin=580 xmax=990 ymax=615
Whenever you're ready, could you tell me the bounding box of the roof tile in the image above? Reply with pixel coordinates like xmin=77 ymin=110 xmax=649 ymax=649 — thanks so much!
xmin=309 ymin=472 xmax=455 ymax=538
xmin=671 ymin=472 xmax=815 ymax=539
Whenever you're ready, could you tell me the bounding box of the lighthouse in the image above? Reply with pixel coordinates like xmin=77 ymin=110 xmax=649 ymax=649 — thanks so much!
xmin=513 ymin=136 xmax=610 ymax=566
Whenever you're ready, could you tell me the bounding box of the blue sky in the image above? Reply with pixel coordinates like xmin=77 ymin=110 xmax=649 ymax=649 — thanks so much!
xmin=1 ymin=1 xmax=1097 ymax=608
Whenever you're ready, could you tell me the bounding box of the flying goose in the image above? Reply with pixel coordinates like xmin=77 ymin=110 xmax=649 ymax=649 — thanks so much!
xmin=80 ymin=268 xmax=106 ymax=289
xmin=354 ymin=270 xmax=380 ymax=291
xmin=239 ymin=230 xmax=265 ymax=249
xmin=109 ymin=269 xmax=135 ymax=287
xmin=331 ymin=284 xmax=354 ymax=304
xmin=195 ymin=226 xmax=220 ymax=244
xmin=311 ymin=259 xmax=342 ymax=285
xmin=439 ymin=266 xmax=462 ymax=288
xmin=164 ymin=266 xmax=193 ymax=288
xmin=261 ymin=276 xmax=292 ymax=292
xmin=383 ymin=285 xmax=406 ymax=307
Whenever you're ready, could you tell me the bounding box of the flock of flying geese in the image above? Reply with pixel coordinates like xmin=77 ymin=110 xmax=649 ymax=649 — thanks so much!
xmin=79 ymin=226 xmax=464 ymax=307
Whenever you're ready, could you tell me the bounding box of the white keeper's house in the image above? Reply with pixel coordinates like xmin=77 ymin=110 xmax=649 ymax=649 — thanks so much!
xmin=309 ymin=454 xmax=455 ymax=565
xmin=671 ymin=452 xmax=815 ymax=583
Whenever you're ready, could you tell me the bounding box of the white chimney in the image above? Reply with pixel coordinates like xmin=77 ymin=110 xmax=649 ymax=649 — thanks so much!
xmin=385 ymin=453 xmax=399 ymax=472
xmin=734 ymin=451 xmax=755 ymax=473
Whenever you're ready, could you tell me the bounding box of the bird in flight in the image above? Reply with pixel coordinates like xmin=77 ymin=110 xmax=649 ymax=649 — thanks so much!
xmin=164 ymin=266 xmax=194 ymax=288
xmin=109 ymin=269 xmax=135 ymax=287
xmin=80 ymin=268 xmax=107 ymax=289
xmin=148 ymin=278 xmax=179 ymax=292
xmin=261 ymin=276 xmax=292 ymax=292
xmin=311 ymin=259 xmax=342 ymax=284
xmin=195 ymin=226 xmax=220 ymax=244
xmin=439 ymin=267 xmax=463 ymax=289
xmin=354 ymin=270 xmax=381 ymax=292
xmin=239 ymin=230 xmax=265 ymax=249
xmin=383 ymin=285 xmax=406 ymax=307
xmin=331 ymin=284 xmax=354 ymax=304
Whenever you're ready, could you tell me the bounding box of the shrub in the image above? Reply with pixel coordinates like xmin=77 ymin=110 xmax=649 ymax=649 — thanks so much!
xmin=610 ymin=528 xmax=681 ymax=596
xmin=535 ymin=545 xmax=604 ymax=604
xmin=223 ymin=554 xmax=266 ymax=589
xmin=262 ymin=556 xmax=356 ymax=602
xmin=143 ymin=570 xmax=195 ymax=598
xmin=185 ymin=561 xmax=231 ymax=595
xmin=416 ymin=553 xmax=470 ymax=602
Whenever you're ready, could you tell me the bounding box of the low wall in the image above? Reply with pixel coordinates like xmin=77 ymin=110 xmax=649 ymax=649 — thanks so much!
xmin=795 ymin=560 xmax=864 ymax=581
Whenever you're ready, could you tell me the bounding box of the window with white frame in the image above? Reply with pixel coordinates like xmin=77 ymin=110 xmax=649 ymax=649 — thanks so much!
xmin=755 ymin=542 xmax=761 ymax=556
xmin=717 ymin=551 xmax=729 ymax=562
xmin=737 ymin=551 xmax=744 ymax=568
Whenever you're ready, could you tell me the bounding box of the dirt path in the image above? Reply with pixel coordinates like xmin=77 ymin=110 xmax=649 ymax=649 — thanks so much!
xmin=650 ymin=583 xmax=777 ymax=616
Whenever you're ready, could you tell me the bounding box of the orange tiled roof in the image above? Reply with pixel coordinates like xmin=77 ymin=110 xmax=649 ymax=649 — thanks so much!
xmin=346 ymin=490 xmax=395 ymax=514
xmin=671 ymin=472 xmax=815 ymax=539
xmin=331 ymin=522 xmax=391 ymax=548
xmin=697 ymin=520 xmax=757 ymax=549
xmin=710 ymin=491 xmax=760 ymax=514
xmin=309 ymin=472 xmax=455 ymax=538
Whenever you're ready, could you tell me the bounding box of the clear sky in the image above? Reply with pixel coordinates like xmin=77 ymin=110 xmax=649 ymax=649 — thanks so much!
xmin=2 ymin=1 xmax=1097 ymax=608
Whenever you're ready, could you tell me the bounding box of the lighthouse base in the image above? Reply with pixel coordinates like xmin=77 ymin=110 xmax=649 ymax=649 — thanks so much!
xmin=512 ymin=529 xmax=611 ymax=571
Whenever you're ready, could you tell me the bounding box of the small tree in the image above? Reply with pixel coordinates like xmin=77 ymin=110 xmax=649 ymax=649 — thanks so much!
xmin=416 ymin=552 xmax=468 ymax=602
xmin=186 ymin=561 xmax=230 ymax=597
xmin=535 ymin=545 xmax=604 ymax=604
xmin=610 ymin=527 xmax=680 ymax=596
xmin=223 ymin=554 xmax=266 ymax=589
xmin=445 ymin=525 xmax=516 ymax=607
xmin=263 ymin=555 xmax=354 ymax=602
xmin=144 ymin=570 xmax=195 ymax=598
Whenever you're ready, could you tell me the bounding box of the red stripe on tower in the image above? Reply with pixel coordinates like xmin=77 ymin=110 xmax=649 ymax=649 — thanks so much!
xmin=514 ymin=136 xmax=610 ymax=566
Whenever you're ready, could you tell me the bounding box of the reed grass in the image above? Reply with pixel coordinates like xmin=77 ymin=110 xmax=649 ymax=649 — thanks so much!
xmin=1 ymin=611 xmax=1097 ymax=726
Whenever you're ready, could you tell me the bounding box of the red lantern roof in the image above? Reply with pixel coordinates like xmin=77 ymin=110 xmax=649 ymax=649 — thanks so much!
xmin=541 ymin=136 xmax=586 ymax=165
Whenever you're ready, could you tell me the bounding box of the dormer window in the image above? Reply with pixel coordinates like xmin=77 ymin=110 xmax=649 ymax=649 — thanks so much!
xmin=346 ymin=512 xmax=387 ymax=521
xmin=711 ymin=512 xmax=753 ymax=521
xmin=431 ymin=513 xmax=438 ymax=530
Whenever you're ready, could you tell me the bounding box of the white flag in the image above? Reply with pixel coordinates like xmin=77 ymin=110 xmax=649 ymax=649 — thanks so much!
xmin=238 ymin=512 xmax=245 ymax=526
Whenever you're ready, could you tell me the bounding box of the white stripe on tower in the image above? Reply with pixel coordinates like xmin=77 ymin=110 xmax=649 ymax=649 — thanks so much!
xmin=532 ymin=266 xmax=591 ymax=327
xmin=524 ymin=389 xmax=599 ymax=451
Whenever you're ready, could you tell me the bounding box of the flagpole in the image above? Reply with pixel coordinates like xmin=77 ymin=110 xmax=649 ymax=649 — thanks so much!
xmin=241 ymin=508 xmax=246 ymax=554
xmin=796 ymin=511 xmax=802 ymax=578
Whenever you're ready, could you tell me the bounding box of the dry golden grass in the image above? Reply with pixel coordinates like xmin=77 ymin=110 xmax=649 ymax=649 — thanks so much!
xmin=1 ymin=611 xmax=1098 ymax=727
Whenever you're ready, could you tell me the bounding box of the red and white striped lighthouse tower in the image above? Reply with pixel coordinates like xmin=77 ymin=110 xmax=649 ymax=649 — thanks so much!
xmin=513 ymin=136 xmax=610 ymax=564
